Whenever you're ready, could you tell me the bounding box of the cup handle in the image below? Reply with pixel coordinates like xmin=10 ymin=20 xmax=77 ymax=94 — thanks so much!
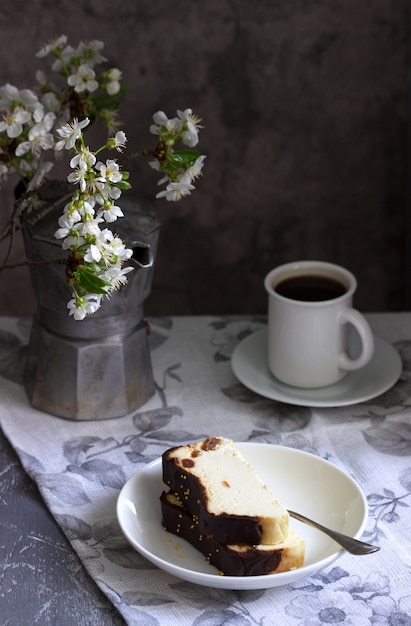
xmin=338 ymin=308 xmax=374 ymax=371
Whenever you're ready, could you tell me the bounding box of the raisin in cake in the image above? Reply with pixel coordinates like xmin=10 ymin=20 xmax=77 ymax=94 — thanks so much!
xmin=162 ymin=437 xmax=290 ymax=545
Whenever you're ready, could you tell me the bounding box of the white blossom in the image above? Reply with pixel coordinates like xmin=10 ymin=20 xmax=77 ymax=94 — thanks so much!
xmin=0 ymin=85 xmax=39 ymax=115
xmin=76 ymin=40 xmax=107 ymax=66
xmin=36 ymin=35 xmax=68 ymax=58
xmin=185 ymin=154 xmax=206 ymax=182
xmin=60 ymin=203 xmax=82 ymax=225
xmin=67 ymin=294 xmax=102 ymax=320
xmin=99 ymin=265 xmax=133 ymax=291
xmin=177 ymin=108 xmax=202 ymax=147
xmin=98 ymin=235 xmax=132 ymax=266
xmin=55 ymin=117 xmax=90 ymax=150
xmin=156 ymin=174 xmax=195 ymax=201
xmin=84 ymin=243 xmax=102 ymax=263
xmin=110 ymin=237 xmax=133 ymax=261
xmin=98 ymin=203 xmax=124 ymax=223
xmin=93 ymin=183 xmax=122 ymax=204
xmin=150 ymin=110 xmax=181 ymax=135
xmin=51 ymin=44 xmax=76 ymax=73
xmin=70 ymin=147 xmax=96 ymax=171
xmin=0 ymin=83 xmax=20 ymax=109
xmin=95 ymin=159 xmax=122 ymax=183
xmin=54 ymin=213 xmax=75 ymax=240
xmin=148 ymin=159 xmax=160 ymax=171
xmin=22 ymin=111 xmax=56 ymax=154
xmin=14 ymin=141 xmax=30 ymax=157
xmin=67 ymin=167 xmax=88 ymax=192
xmin=41 ymin=91 xmax=61 ymax=113
xmin=61 ymin=232 xmax=84 ymax=250
xmin=19 ymin=89 xmax=40 ymax=112
xmin=106 ymin=81 xmax=120 ymax=96
xmin=77 ymin=200 xmax=96 ymax=220
xmin=0 ymin=108 xmax=31 ymax=138
xmin=112 ymin=130 xmax=127 ymax=152
xmin=78 ymin=217 xmax=104 ymax=237
xmin=105 ymin=68 xmax=122 ymax=95
xmin=67 ymin=64 xmax=98 ymax=93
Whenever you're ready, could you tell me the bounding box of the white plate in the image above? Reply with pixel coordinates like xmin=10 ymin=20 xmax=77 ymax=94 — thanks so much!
xmin=116 ymin=443 xmax=368 ymax=590
xmin=231 ymin=329 xmax=402 ymax=408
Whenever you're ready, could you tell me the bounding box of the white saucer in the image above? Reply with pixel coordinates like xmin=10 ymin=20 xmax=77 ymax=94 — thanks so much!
xmin=116 ymin=443 xmax=368 ymax=590
xmin=231 ymin=329 xmax=402 ymax=408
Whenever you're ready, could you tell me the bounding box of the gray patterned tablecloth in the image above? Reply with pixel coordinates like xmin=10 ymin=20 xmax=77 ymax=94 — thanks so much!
xmin=1 ymin=313 xmax=411 ymax=625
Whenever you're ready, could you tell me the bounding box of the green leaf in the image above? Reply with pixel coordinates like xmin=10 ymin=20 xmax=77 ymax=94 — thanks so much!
xmin=74 ymin=268 xmax=110 ymax=294
xmin=91 ymin=84 xmax=129 ymax=112
xmin=168 ymin=150 xmax=200 ymax=167
xmin=116 ymin=180 xmax=132 ymax=190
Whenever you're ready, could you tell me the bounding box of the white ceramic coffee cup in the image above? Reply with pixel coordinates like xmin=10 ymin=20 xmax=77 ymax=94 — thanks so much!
xmin=264 ymin=260 xmax=374 ymax=388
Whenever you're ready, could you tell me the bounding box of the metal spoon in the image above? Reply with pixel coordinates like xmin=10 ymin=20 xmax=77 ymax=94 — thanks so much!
xmin=288 ymin=510 xmax=380 ymax=555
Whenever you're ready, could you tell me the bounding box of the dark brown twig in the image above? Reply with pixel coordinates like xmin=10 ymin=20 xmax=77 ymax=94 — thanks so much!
xmin=0 ymin=258 xmax=67 ymax=272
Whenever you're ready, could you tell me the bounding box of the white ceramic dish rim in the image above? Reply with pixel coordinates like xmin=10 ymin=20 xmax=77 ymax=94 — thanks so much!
xmin=116 ymin=443 xmax=369 ymax=590
xmin=231 ymin=329 xmax=402 ymax=408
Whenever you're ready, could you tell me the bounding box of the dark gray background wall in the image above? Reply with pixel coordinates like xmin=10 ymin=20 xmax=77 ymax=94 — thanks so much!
xmin=0 ymin=0 xmax=408 ymax=316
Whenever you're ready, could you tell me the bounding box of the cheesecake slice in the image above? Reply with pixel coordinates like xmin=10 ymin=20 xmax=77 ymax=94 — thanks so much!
xmin=162 ymin=437 xmax=290 ymax=545
xmin=160 ymin=491 xmax=305 ymax=576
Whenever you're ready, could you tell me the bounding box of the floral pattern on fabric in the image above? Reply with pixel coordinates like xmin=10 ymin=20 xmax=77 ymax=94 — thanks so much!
xmin=0 ymin=314 xmax=410 ymax=625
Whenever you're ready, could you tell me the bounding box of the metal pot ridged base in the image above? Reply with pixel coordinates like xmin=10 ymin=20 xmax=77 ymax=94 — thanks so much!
xmin=24 ymin=317 xmax=154 ymax=420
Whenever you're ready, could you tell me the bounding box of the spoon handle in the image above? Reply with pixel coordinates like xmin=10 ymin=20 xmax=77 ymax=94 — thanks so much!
xmin=288 ymin=509 xmax=380 ymax=555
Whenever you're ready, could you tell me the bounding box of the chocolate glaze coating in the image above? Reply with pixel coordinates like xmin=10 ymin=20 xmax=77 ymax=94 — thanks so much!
xmin=162 ymin=447 xmax=263 ymax=545
xmin=160 ymin=491 xmax=283 ymax=576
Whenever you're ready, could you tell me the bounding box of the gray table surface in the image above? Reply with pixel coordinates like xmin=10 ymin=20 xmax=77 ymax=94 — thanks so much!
xmin=0 ymin=427 xmax=125 ymax=626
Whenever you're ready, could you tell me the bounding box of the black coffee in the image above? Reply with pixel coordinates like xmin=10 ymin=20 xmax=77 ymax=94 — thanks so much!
xmin=275 ymin=275 xmax=346 ymax=302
